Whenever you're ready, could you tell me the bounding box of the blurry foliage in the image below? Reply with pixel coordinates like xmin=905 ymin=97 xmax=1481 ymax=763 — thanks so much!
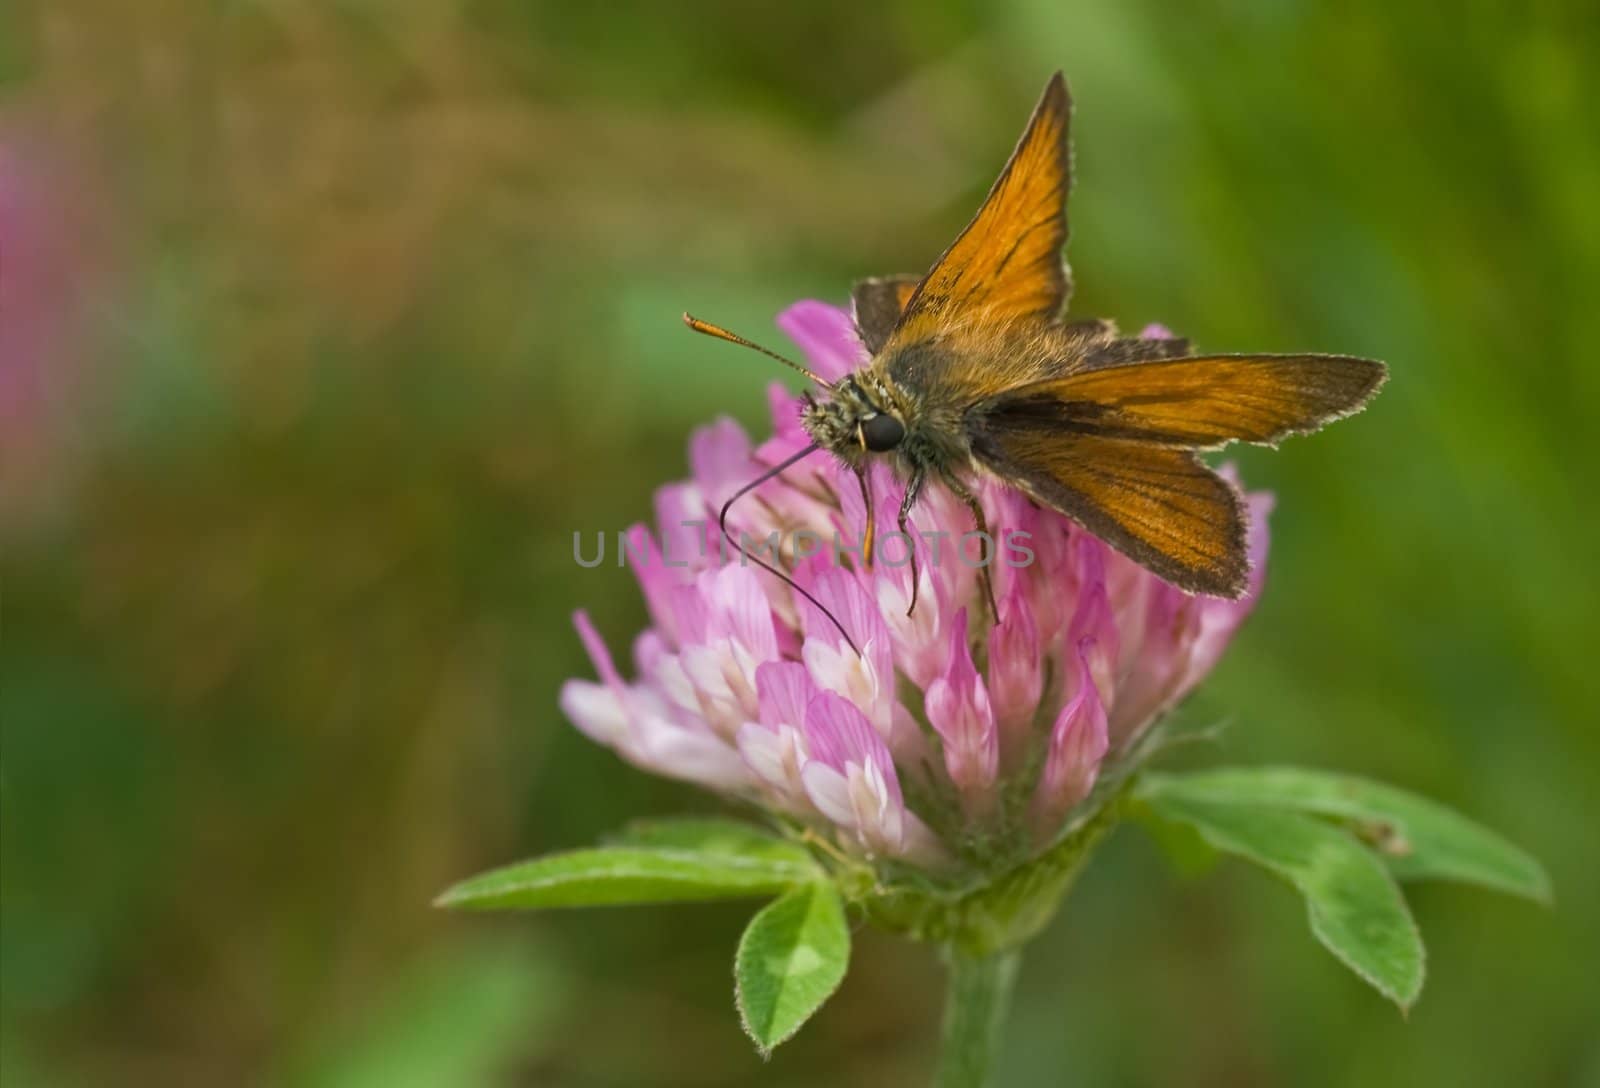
xmin=1 ymin=0 xmax=1596 ymax=1085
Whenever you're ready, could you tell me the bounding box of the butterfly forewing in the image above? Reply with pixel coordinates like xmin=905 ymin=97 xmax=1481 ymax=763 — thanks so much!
xmin=981 ymin=353 xmax=1388 ymax=448
xmin=889 ymin=73 xmax=1073 ymax=351
xmin=1080 ymin=333 xmax=1195 ymax=367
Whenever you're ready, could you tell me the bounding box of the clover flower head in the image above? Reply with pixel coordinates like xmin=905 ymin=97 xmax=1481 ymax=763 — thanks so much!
xmin=562 ymin=301 xmax=1271 ymax=873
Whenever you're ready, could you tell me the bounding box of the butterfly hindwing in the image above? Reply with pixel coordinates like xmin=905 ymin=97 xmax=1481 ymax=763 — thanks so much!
xmin=969 ymin=423 xmax=1249 ymax=597
xmin=852 ymin=275 xmax=921 ymax=355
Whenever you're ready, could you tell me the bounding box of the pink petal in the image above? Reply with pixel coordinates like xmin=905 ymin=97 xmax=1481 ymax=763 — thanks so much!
xmin=798 ymin=761 xmax=856 ymax=827
xmin=654 ymin=482 xmax=715 ymax=573
xmin=573 ymin=610 xmax=625 ymax=692
xmin=1004 ymin=499 xmax=1074 ymax=647
xmin=756 ymin=383 xmax=814 ymax=465
xmin=755 ymin=660 xmax=820 ymax=731
xmin=776 ymin=300 xmax=867 ymax=382
xmin=558 ymin=679 xmax=628 ymax=747
xmin=1067 ymin=535 xmax=1121 ymax=699
xmin=736 ymin=720 xmax=811 ymax=811
xmin=924 ymin=609 xmax=998 ymax=799
xmin=679 ymin=644 xmax=750 ymax=738
xmin=689 ymin=416 xmax=755 ymax=502
xmin=627 ymin=698 xmax=755 ymax=790
xmin=862 ymin=512 xmax=953 ymax=691
xmin=668 ymin=578 xmax=712 ymax=646
xmin=564 ymin=614 xmax=753 ymax=792
xmin=632 ymin=630 xmax=670 ymax=674
xmin=790 ymin=560 xmax=910 ymax=738
xmin=802 ymin=690 xmax=894 ymax=791
xmin=767 ymin=381 xmax=807 ymax=440
xmin=800 ymin=691 xmax=931 ymax=861
xmin=1182 ymin=486 xmax=1273 ymax=694
xmin=795 ymin=565 xmax=891 ymax=654
xmin=657 ymin=658 xmax=707 ymax=727
xmin=736 ymin=722 xmax=790 ymax=785
xmin=987 ymin=583 xmax=1043 ymax=766
xmin=1105 ymin=579 xmax=1197 ymax=745
xmin=623 ymin=524 xmax=689 ymax=646
xmin=703 ymin=564 xmax=779 ymax=662
xmin=1036 ymin=639 xmax=1110 ymax=828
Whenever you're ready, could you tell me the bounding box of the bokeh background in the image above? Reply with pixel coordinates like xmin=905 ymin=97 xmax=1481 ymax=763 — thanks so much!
xmin=4 ymin=2 xmax=1597 ymax=1085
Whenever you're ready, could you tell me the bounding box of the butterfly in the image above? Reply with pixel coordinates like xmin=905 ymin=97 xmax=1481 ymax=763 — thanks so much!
xmin=686 ymin=71 xmax=1385 ymax=634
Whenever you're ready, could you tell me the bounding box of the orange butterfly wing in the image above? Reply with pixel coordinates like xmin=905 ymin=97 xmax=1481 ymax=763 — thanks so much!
xmin=986 ymin=353 xmax=1388 ymax=448
xmin=888 ymin=72 xmax=1072 ymax=350
xmin=972 ymin=425 xmax=1249 ymax=597
xmin=968 ymin=353 xmax=1385 ymax=596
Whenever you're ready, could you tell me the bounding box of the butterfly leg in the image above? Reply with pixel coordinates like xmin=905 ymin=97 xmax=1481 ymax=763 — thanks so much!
xmin=940 ymin=469 xmax=1000 ymax=623
xmin=897 ymin=468 xmax=926 ymax=617
xmin=853 ymin=468 xmax=876 ymax=567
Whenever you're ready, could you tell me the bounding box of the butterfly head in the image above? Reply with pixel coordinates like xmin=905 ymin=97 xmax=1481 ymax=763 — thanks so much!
xmin=801 ymin=373 xmax=907 ymax=467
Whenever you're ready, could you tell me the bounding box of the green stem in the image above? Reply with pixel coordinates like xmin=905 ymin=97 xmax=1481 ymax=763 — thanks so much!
xmin=935 ymin=945 xmax=1021 ymax=1088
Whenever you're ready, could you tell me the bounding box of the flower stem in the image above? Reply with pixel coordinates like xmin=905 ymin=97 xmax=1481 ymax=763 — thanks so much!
xmin=935 ymin=944 xmax=1021 ymax=1088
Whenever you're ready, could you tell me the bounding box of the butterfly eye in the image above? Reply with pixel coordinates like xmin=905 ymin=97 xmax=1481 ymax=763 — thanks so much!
xmin=860 ymin=412 xmax=905 ymax=452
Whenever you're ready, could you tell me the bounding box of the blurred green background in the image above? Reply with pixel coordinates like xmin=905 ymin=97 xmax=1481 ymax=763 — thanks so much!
xmin=3 ymin=1 xmax=1596 ymax=1085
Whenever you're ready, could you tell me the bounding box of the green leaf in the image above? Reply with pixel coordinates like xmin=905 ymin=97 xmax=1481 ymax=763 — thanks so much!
xmin=435 ymin=842 xmax=820 ymax=912
xmin=1142 ymin=792 xmax=1425 ymax=1011
xmin=735 ymin=883 xmax=851 ymax=1054
xmin=1142 ymin=767 xmax=1550 ymax=903
xmin=607 ymin=817 xmax=817 ymax=869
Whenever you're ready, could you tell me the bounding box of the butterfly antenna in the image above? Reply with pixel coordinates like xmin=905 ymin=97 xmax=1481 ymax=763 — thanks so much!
xmin=718 ymin=443 xmax=862 ymax=656
xmin=683 ymin=313 xmax=833 ymax=388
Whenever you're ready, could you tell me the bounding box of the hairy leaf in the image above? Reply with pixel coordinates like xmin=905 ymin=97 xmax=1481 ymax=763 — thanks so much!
xmin=1144 ymin=791 xmax=1425 ymax=1010
xmin=1143 ymin=767 xmax=1549 ymax=902
xmin=436 ymin=843 xmax=818 ymax=911
xmin=735 ymin=883 xmax=851 ymax=1054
